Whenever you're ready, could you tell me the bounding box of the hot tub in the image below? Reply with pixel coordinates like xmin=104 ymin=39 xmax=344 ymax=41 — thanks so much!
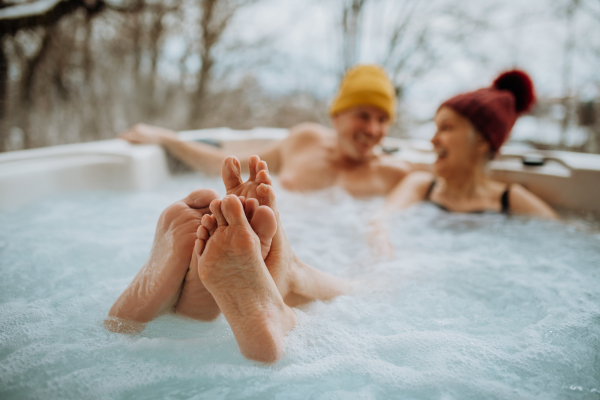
xmin=1 ymin=127 xmax=599 ymax=213
xmin=0 ymin=128 xmax=599 ymax=399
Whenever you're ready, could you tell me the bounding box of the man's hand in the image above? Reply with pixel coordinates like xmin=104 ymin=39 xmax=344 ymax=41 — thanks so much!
xmin=118 ymin=123 xmax=178 ymax=145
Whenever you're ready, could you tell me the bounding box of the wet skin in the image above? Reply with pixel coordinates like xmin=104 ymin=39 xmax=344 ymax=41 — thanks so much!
xmin=119 ymin=106 xmax=411 ymax=197
xmin=107 ymin=156 xmax=348 ymax=361
xmin=175 ymin=194 xmax=277 ymax=320
xmin=105 ymin=189 xmax=219 ymax=333
xmin=176 ymin=156 xmax=349 ymax=320
xmin=221 ymin=156 xmax=350 ymax=307
xmin=381 ymin=107 xmax=557 ymax=224
xmin=192 ymin=195 xmax=295 ymax=362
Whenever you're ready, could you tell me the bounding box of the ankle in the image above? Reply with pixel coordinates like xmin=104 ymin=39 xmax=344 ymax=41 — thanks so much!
xmin=288 ymin=255 xmax=305 ymax=295
xmin=283 ymin=257 xmax=313 ymax=306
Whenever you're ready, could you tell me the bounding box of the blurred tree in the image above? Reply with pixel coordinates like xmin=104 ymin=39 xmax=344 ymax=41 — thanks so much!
xmin=336 ymin=0 xmax=492 ymax=136
xmin=188 ymin=0 xmax=258 ymax=127
xmin=340 ymin=0 xmax=366 ymax=74
xmin=380 ymin=0 xmax=437 ymax=99
xmin=2 ymin=0 xmax=599 ymax=154
xmin=556 ymin=0 xmax=581 ymax=149
xmin=139 ymin=0 xmax=180 ymax=116
xmin=0 ymin=0 xmax=142 ymax=150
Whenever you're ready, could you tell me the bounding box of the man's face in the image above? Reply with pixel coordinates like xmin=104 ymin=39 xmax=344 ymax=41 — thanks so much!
xmin=332 ymin=105 xmax=391 ymax=161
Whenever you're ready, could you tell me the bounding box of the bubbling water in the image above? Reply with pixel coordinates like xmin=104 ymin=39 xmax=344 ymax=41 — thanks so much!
xmin=0 ymin=174 xmax=599 ymax=399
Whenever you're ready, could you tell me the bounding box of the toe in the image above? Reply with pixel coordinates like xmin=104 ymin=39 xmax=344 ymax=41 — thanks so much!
xmin=248 ymin=155 xmax=259 ymax=181
xmin=194 ymin=238 xmax=206 ymax=257
xmin=238 ymin=196 xmax=246 ymax=211
xmin=183 ymin=189 xmax=220 ymax=211
xmin=257 ymin=160 xmax=268 ymax=174
xmin=222 ymin=157 xmax=243 ymax=192
xmin=197 ymin=225 xmax=209 ymax=241
xmin=202 ymin=214 xmax=218 ymax=236
xmin=256 ymin=170 xmax=272 ymax=185
xmin=250 ymin=205 xmax=277 ymax=259
xmin=257 ymin=184 xmax=277 ymax=211
xmin=210 ymin=199 xmax=228 ymax=227
xmin=221 ymin=195 xmax=251 ymax=227
xmin=245 ymin=198 xmax=259 ymax=221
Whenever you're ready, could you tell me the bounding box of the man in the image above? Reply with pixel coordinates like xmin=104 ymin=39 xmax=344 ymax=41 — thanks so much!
xmin=119 ymin=65 xmax=410 ymax=197
xmin=106 ymin=156 xmax=350 ymax=363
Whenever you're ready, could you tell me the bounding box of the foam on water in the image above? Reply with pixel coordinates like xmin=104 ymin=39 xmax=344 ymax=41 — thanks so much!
xmin=1 ymin=174 xmax=599 ymax=399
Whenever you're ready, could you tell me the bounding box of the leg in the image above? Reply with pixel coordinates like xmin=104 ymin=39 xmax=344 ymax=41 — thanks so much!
xmin=175 ymin=197 xmax=277 ymax=320
xmin=256 ymin=183 xmax=350 ymax=306
xmin=197 ymin=195 xmax=296 ymax=363
xmin=222 ymin=156 xmax=350 ymax=306
xmin=174 ymin=224 xmax=221 ymax=321
xmin=105 ymin=189 xmax=219 ymax=333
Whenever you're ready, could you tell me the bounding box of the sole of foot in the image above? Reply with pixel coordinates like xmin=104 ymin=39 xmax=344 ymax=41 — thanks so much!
xmin=196 ymin=194 xmax=296 ymax=363
xmin=175 ymin=196 xmax=277 ymax=320
xmin=221 ymin=155 xmax=349 ymax=307
xmin=105 ymin=189 xmax=219 ymax=333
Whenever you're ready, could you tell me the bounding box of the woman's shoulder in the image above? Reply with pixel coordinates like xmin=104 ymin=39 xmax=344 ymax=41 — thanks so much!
xmin=404 ymin=171 xmax=436 ymax=187
xmin=396 ymin=171 xmax=436 ymax=198
xmin=385 ymin=171 xmax=435 ymax=210
xmin=506 ymin=183 xmax=558 ymax=219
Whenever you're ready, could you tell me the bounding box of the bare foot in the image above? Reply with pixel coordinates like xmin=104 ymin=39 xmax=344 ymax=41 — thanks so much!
xmin=105 ymin=189 xmax=219 ymax=333
xmin=197 ymin=195 xmax=296 ymax=363
xmin=221 ymin=155 xmax=271 ymax=200
xmin=223 ymin=156 xmax=350 ymax=307
xmin=173 ymin=222 xmax=220 ymax=321
xmin=175 ymin=196 xmax=277 ymax=320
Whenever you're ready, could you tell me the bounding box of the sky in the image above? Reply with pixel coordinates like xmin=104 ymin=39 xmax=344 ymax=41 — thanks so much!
xmin=159 ymin=0 xmax=600 ymax=143
xmin=220 ymin=0 xmax=600 ymax=101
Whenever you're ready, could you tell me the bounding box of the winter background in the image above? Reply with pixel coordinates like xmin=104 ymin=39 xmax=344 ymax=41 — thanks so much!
xmin=1 ymin=0 xmax=599 ymax=152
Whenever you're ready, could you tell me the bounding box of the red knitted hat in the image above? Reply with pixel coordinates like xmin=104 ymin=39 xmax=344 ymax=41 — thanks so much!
xmin=440 ymin=70 xmax=536 ymax=152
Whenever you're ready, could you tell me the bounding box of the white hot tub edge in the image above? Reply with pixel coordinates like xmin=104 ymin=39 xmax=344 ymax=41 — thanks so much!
xmin=1 ymin=127 xmax=599 ymax=213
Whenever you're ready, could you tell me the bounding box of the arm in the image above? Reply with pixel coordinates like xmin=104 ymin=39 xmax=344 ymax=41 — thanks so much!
xmin=119 ymin=123 xmax=283 ymax=175
xmin=508 ymin=184 xmax=558 ymax=219
xmin=367 ymin=171 xmax=434 ymax=258
xmin=384 ymin=171 xmax=434 ymax=212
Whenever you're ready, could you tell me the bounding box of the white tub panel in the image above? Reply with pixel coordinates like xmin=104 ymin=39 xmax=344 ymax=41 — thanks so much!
xmin=0 ymin=140 xmax=170 ymax=210
xmin=1 ymin=129 xmax=599 ymax=213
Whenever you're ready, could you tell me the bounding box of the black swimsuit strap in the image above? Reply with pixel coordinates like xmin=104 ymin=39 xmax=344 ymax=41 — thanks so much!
xmin=427 ymin=180 xmax=511 ymax=214
xmin=424 ymin=179 xmax=436 ymax=201
xmin=501 ymin=185 xmax=511 ymax=214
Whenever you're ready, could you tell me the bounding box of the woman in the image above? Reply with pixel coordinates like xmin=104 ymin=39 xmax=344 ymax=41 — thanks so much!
xmin=385 ymin=70 xmax=557 ymax=218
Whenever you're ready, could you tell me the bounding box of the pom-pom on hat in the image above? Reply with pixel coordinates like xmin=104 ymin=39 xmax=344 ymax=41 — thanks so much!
xmin=440 ymin=70 xmax=536 ymax=152
xmin=329 ymin=64 xmax=397 ymax=120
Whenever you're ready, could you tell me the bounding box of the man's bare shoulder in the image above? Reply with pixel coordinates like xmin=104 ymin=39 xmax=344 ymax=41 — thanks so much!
xmin=376 ymin=153 xmax=413 ymax=175
xmin=287 ymin=123 xmax=334 ymax=143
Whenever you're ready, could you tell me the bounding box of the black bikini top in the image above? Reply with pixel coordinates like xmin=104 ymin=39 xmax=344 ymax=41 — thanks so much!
xmin=424 ymin=180 xmax=511 ymax=214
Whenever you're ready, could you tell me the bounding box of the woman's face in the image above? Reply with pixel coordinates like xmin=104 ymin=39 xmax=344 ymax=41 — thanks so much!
xmin=431 ymin=106 xmax=490 ymax=178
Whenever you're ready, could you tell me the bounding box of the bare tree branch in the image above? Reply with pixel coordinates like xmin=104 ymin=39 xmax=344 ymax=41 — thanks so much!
xmin=188 ymin=0 xmax=257 ymax=126
xmin=341 ymin=0 xmax=367 ymax=72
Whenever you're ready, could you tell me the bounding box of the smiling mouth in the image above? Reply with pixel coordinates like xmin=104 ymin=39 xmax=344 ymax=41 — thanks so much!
xmin=435 ymin=147 xmax=448 ymax=160
xmin=354 ymin=132 xmax=376 ymax=147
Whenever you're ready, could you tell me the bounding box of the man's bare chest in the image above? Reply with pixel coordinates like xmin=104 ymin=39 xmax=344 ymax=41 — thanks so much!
xmin=279 ymin=155 xmax=390 ymax=195
xmin=278 ymin=156 xmax=336 ymax=191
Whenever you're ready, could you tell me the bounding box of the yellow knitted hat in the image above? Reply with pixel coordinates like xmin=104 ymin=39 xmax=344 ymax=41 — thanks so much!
xmin=329 ymin=64 xmax=396 ymax=120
